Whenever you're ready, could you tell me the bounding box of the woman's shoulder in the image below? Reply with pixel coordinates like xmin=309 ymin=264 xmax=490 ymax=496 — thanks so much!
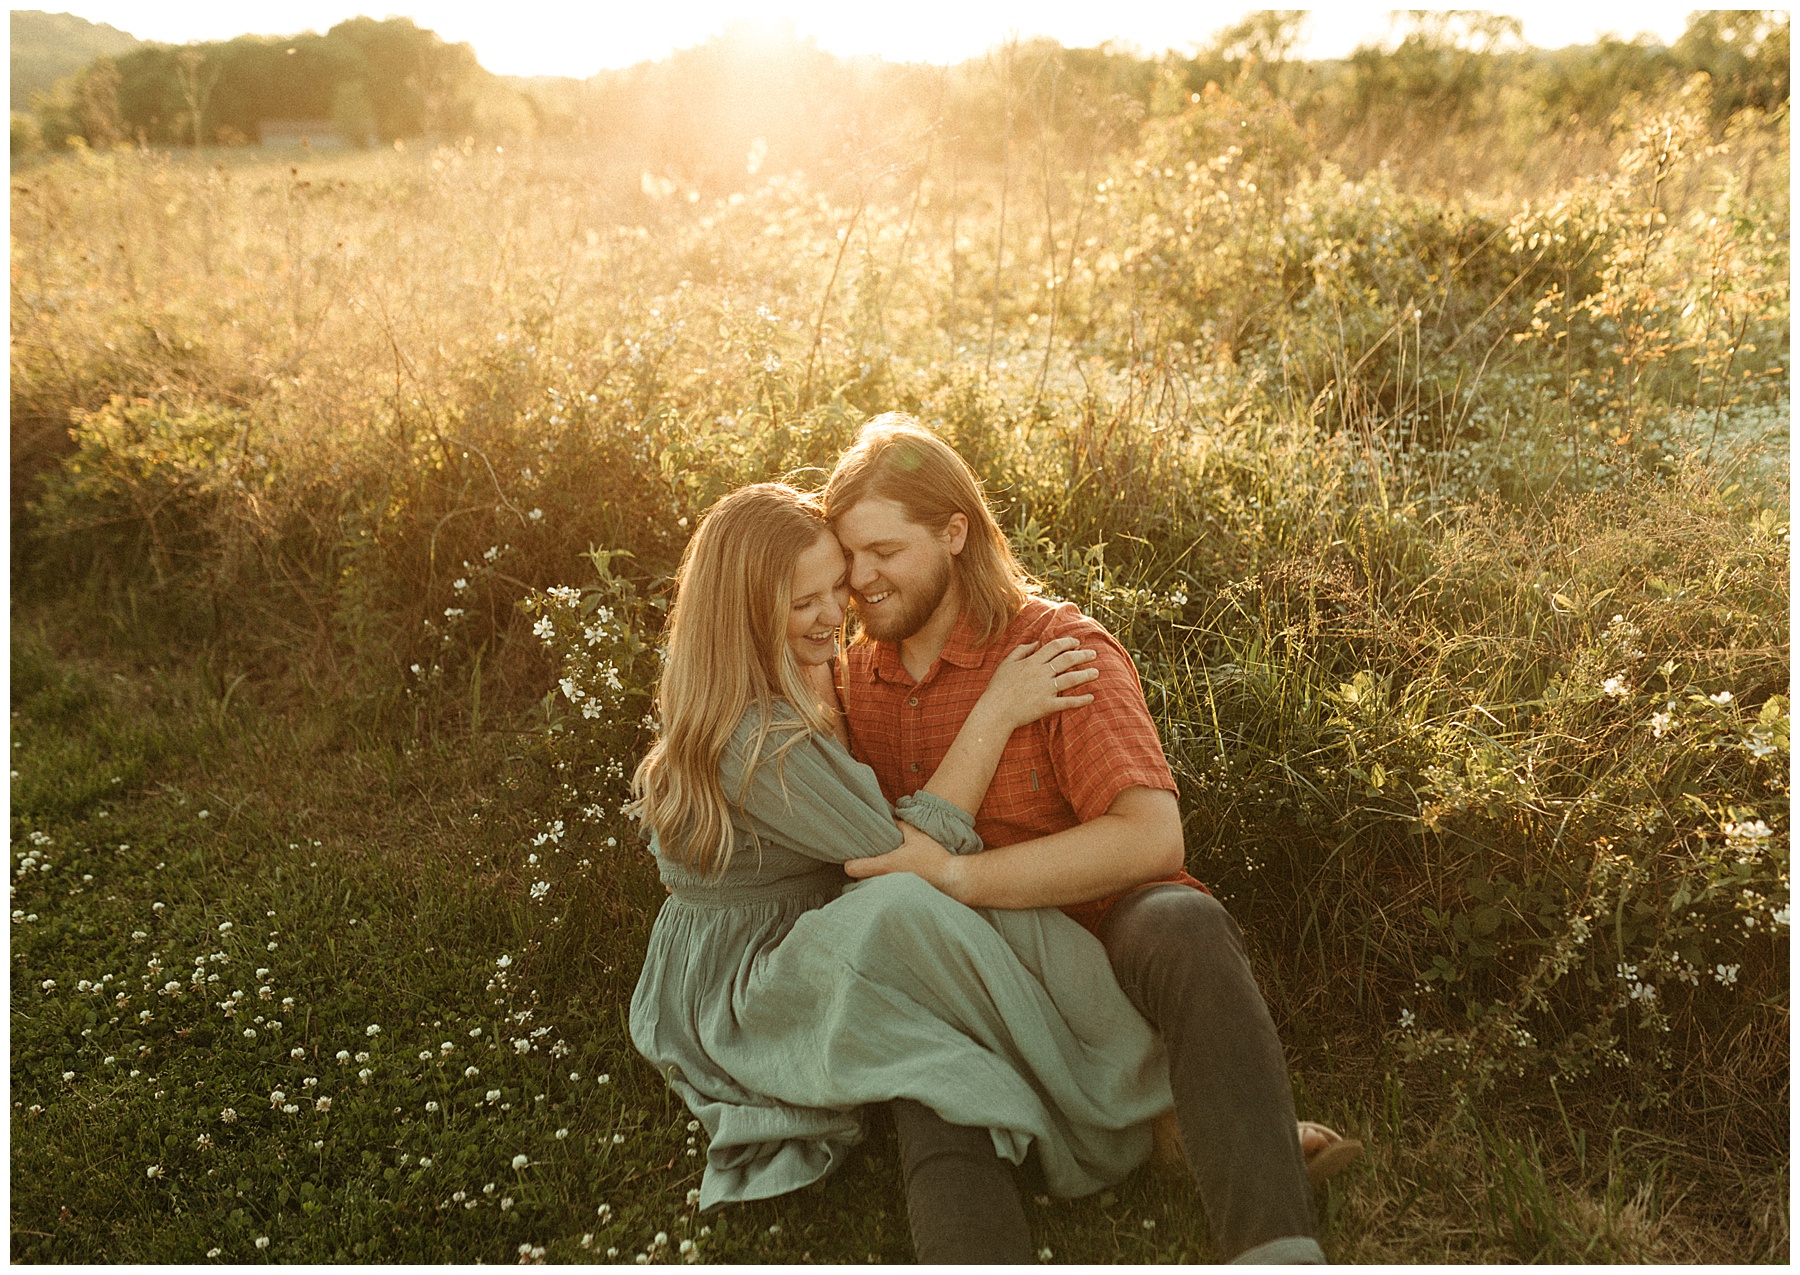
xmin=720 ymin=700 xmax=815 ymax=777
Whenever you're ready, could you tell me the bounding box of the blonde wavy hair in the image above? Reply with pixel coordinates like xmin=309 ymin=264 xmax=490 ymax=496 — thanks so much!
xmin=822 ymin=412 xmax=1034 ymax=646
xmin=629 ymin=483 xmax=839 ymax=877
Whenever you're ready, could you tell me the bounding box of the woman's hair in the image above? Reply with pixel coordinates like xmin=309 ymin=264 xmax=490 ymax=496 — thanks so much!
xmin=629 ymin=483 xmax=838 ymax=877
xmin=822 ymin=412 xmax=1033 ymax=646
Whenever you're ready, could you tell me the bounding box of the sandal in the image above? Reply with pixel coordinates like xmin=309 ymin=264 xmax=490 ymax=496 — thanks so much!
xmin=1298 ymin=1120 xmax=1364 ymax=1187
xmin=1151 ymin=1114 xmax=1364 ymax=1187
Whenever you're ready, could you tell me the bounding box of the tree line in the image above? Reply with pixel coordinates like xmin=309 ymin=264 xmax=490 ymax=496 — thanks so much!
xmin=20 ymin=16 xmax=526 ymax=150
xmin=13 ymin=9 xmax=1789 ymax=180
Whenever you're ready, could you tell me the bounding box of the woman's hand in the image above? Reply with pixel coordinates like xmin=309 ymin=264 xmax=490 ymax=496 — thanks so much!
xmin=843 ymin=821 xmax=968 ymax=901
xmin=972 ymin=636 xmax=1099 ymax=734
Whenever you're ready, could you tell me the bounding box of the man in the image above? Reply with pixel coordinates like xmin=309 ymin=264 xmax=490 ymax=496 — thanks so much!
xmin=823 ymin=413 xmax=1331 ymax=1265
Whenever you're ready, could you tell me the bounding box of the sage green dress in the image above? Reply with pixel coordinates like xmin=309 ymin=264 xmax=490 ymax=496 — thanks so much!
xmin=628 ymin=703 xmax=1173 ymax=1211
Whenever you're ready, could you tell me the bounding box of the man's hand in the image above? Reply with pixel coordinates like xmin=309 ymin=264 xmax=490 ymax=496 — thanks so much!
xmin=843 ymin=822 xmax=967 ymax=896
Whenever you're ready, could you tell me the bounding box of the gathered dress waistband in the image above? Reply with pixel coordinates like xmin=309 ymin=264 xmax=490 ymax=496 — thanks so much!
xmin=667 ymin=865 xmax=845 ymax=908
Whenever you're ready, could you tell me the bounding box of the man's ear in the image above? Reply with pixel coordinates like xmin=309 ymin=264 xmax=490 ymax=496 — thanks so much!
xmin=941 ymin=512 xmax=969 ymax=557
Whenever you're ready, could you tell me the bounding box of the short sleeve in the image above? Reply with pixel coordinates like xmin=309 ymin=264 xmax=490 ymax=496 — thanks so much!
xmin=894 ymin=790 xmax=984 ymax=856
xmin=720 ymin=709 xmax=906 ymax=864
xmin=1043 ymin=619 xmax=1177 ymax=823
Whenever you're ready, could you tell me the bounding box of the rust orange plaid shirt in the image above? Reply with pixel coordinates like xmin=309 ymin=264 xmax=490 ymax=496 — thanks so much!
xmin=840 ymin=595 xmax=1205 ymax=934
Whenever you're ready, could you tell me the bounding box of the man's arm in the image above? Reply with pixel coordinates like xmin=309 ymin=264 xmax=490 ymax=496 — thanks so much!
xmin=843 ymin=785 xmax=1184 ymax=909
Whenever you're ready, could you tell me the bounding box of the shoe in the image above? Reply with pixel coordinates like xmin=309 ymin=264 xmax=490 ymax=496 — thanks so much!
xmin=1298 ymin=1120 xmax=1363 ymax=1187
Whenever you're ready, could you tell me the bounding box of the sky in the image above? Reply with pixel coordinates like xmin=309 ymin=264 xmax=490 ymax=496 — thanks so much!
xmin=52 ymin=3 xmax=1703 ymax=78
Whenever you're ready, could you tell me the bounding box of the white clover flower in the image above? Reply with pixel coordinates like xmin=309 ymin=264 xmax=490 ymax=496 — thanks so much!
xmin=528 ymin=508 xmax=543 ymax=522
xmin=206 ymin=1247 xmax=222 ymax=1258
xmin=419 ymin=1050 xmax=434 ymax=1061
xmin=255 ymin=1237 xmax=269 ymax=1250
xmin=315 ymin=1096 xmax=331 ymax=1112
xmin=465 ymin=1065 xmax=480 ymax=1078
xmin=336 ymin=1050 xmax=351 ymax=1064
xmin=291 ymin=1047 xmax=307 ymax=1060
xmin=1725 ymin=819 xmax=1773 ymax=847
xmin=146 ymin=1165 xmax=164 ymax=1179
xmin=283 ymin=1103 xmax=300 ymax=1114
xmin=580 ymin=1235 xmax=594 ymax=1249
xmin=302 ymin=1077 xmax=318 ymax=1089
xmin=243 ymin=1028 xmax=257 ymax=1039
xmin=597 ymin=1073 xmax=611 ymax=1085
xmin=487 ymin=1089 xmax=502 ymax=1103
xmin=355 ymin=1051 xmax=370 ymax=1063
xmin=686 ymin=1188 xmax=701 ymax=1207
xmin=612 ymin=1133 xmax=625 ymax=1144
xmin=679 ymin=1239 xmax=696 ymax=1255
xmin=420 ymin=1157 xmax=433 ymax=1168
xmin=358 ymin=1068 xmax=373 ymax=1083
xmin=220 ymin=1108 xmax=238 ymax=1124
xmin=426 ymin=1101 xmax=440 ymax=1113
xmin=440 ymin=1041 xmax=454 ymax=1055
xmin=512 ymin=1153 xmax=530 ymax=1169
xmin=453 ymin=578 xmax=468 ymax=591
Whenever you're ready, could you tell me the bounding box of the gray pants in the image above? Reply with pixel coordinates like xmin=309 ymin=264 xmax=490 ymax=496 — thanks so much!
xmin=894 ymin=885 xmax=1319 ymax=1263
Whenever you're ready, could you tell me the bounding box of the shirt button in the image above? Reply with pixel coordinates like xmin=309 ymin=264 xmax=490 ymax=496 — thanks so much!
xmin=907 ymin=696 xmax=919 ymax=707
xmin=909 ymin=762 xmax=921 ymax=774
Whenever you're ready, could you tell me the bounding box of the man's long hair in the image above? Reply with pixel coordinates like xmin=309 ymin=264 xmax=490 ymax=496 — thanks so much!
xmin=823 ymin=413 xmax=1034 ymax=646
xmin=628 ymin=483 xmax=835 ymax=877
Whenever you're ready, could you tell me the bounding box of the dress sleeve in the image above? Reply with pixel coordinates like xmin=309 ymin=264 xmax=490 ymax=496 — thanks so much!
xmin=893 ymin=791 xmax=984 ymax=857
xmin=721 ymin=705 xmax=984 ymax=862
xmin=720 ymin=711 xmax=905 ymax=863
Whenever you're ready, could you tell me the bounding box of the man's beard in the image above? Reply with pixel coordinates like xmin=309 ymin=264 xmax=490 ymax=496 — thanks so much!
xmin=859 ymin=556 xmax=952 ymax=643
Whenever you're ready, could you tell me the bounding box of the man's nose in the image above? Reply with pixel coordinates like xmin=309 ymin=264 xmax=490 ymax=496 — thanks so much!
xmin=847 ymin=554 xmax=879 ymax=593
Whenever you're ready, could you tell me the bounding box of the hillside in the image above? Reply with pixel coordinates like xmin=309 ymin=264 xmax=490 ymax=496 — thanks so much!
xmin=10 ymin=10 xmax=140 ymax=110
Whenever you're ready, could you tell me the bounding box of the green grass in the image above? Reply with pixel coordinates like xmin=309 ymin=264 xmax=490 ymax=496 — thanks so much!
xmin=10 ymin=618 xmax=1786 ymax=1263
xmin=8 ymin=51 xmax=1788 ymax=1264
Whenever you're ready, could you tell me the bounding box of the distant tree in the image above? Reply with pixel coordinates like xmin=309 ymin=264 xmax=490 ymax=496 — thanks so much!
xmin=11 ymin=109 xmax=44 ymax=156
xmin=331 ymin=82 xmax=377 ymax=147
xmin=1675 ymin=10 xmax=1789 ymax=117
xmin=1532 ymin=36 xmax=1675 ymax=129
xmin=74 ymin=54 xmax=123 ymax=147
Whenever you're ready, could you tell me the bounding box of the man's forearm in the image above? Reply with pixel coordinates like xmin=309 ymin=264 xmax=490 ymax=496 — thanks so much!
xmin=941 ymin=787 xmax=1185 ymax=910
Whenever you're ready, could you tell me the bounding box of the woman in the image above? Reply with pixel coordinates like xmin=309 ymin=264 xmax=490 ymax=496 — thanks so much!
xmin=627 ymin=483 xmax=1174 ymax=1213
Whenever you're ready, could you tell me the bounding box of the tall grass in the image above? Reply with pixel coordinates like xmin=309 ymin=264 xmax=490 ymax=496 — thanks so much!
xmin=11 ymin=64 xmax=1789 ymax=1260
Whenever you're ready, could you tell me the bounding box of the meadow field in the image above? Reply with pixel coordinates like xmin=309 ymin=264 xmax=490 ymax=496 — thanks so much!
xmin=9 ymin=29 xmax=1790 ymax=1263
